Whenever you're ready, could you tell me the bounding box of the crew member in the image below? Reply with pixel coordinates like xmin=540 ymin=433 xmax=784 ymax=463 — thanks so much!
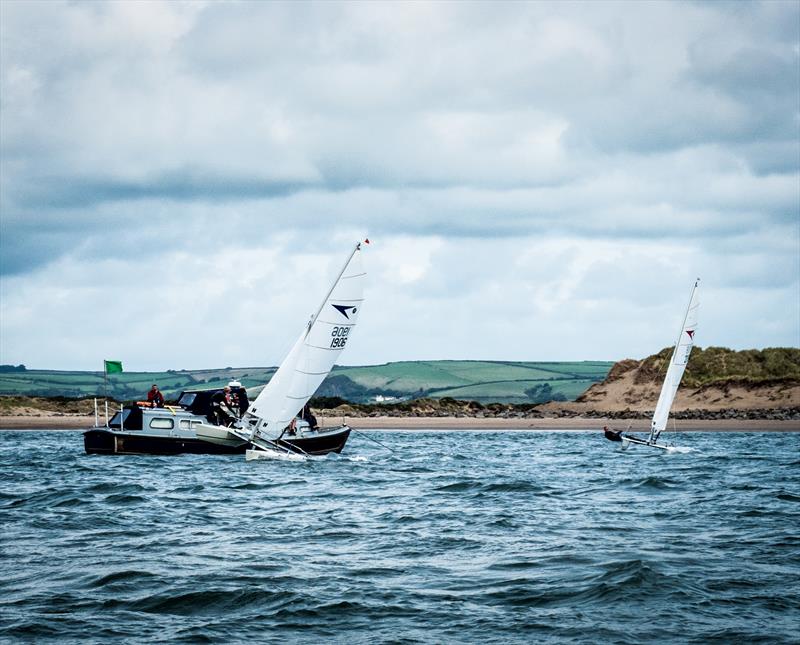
xmin=147 ymin=384 xmax=165 ymax=408
xmin=223 ymin=385 xmax=234 ymax=407
xmin=237 ymin=385 xmax=249 ymax=417
xmin=603 ymin=425 xmax=622 ymax=442
xmin=211 ymin=388 xmax=235 ymax=426
xmin=301 ymin=403 xmax=318 ymax=429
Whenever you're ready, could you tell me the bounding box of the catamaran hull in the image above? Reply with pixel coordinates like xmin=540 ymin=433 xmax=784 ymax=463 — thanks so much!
xmin=84 ymin=425 xmax=352 ymax=456
xmin=620 ymin=434 xmax=672 ymax=451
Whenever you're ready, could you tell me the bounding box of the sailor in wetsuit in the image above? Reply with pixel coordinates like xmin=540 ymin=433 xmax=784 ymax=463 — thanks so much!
xmin=603 ymin=425 xmax=623 ymax=442
xmin=236 ymin=386 xmax=249 ymax=417
xmin=301 ymin=403 xmax=318 ymax=430
xmin=210 ymin=387 xmax=236 ymax=426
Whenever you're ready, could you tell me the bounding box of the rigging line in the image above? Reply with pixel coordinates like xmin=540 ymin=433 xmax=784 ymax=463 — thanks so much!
xmin=277 ymin=438 xmax=310 ymax=457
xmin=351 ymin=428 xmax=395 ymax=453
xmin=252 ymin=433 xmax=309 ymax=458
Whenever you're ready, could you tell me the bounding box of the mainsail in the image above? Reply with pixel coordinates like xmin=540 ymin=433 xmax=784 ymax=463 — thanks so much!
xmin=649 ymin=278 xmax=700 ymax=443
xmin=244 ymin=242 xmax=366 ymax=439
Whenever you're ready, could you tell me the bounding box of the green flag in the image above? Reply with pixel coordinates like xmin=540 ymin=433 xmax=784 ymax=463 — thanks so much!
xmin=104 ymin=360 xmax=123 ymax=374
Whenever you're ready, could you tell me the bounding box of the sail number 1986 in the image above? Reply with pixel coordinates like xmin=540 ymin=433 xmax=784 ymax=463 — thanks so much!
xmin=330 ymin=326 xmax=350 ymax=348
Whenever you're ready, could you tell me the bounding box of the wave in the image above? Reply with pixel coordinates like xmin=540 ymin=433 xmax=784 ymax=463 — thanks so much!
xmin=111 ymin=587 xmax=292 ymax=616
xmin=434 ymin=480 xmax=549 ymax=494
xmin=88 ymin=569 xmax=160 ymax=588
xmin=631 ymin=476 xmax=679 ymax=490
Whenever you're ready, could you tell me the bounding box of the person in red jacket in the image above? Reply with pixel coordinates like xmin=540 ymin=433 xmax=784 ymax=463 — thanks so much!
xmin=147 ymin=384 xmax=165 ymax=408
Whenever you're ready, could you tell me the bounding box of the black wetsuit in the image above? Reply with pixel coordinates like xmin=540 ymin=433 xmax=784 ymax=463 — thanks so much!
xmin=210 ymin=391 xmax=232 ymax=426
xmin=301 ymin=405 xmax=318 ymax=429
xmin=237 ymin=388 xmax=249 ymax=416
xmin=604 ymin=428 xmax=623 ymax=442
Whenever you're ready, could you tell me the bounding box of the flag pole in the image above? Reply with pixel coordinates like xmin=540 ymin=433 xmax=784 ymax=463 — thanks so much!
xmin=103 ymin=362 xmax=109 ymax=427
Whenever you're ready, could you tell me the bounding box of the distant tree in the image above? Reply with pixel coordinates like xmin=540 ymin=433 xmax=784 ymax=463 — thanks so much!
xmin=525 ymin=383 xmax=568 ymax=403
xmin=0 ymin=364 xmax=27 ymax=372
xmin=309 ymin=396 xmax=349 ymax=408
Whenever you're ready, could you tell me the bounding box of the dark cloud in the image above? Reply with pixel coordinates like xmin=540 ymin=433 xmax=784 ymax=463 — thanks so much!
xmin=7 ymin=170 xmax=315 ymax=210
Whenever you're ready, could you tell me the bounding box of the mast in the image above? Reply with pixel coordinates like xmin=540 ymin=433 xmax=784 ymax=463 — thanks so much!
xmin=649 ymin=278 xmax=700 ymax=444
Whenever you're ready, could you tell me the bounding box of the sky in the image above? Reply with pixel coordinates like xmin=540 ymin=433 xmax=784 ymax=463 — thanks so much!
xmin=1 ymin=0 xmax=798 ymax=371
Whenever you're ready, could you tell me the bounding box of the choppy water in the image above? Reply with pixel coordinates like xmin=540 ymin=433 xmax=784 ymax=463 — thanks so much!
xmin=1 ymin=430 xmax=799 ymax=644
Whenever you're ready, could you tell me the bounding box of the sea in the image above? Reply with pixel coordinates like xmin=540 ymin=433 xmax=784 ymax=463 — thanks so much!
xmin=1 ymin=429 xmax=799 ymax=644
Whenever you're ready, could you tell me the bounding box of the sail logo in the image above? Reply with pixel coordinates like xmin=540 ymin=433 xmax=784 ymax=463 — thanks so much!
xmin=332 ymin=304 xmax=358 ymax=319
xmin=686 ymin=330 xmax=695 ymax=339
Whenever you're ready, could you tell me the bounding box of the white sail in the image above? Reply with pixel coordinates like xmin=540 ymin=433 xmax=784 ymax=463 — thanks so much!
xmin=245 ymin=242 xmax=366 ymax=439
xmin=649 ymin=278 xmax=700 ymax=443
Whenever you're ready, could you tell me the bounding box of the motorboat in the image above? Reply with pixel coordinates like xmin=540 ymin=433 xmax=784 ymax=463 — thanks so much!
xmin=83 ymin=387 xmax=351 ymax=456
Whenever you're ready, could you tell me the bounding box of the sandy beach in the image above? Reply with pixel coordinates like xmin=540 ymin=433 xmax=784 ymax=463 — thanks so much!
xmin=1 ymin=414 xmax=797 ymax=432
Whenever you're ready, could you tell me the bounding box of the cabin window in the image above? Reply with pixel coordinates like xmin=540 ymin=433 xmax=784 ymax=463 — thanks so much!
xmin=149 ymin=418 xmax=174 ymax=430
xmin=109 ymin=409 xmax=132 ymax=429
xmin=178 ymin=392 xmax=197 ymax=407
xmin=179 ymin=419 xmax=191 ymax=429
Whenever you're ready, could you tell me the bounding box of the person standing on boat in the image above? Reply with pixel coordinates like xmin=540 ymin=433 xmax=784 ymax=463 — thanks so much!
xmin=147 ymin=384 xmax=165 ymax=408
xmin=237 ymin=386 xmax=249 ymax=417
xmin=301 ymin=403 xmax=318 ymax=429
xmin=209 ymin=389 xmax=225 ymax=425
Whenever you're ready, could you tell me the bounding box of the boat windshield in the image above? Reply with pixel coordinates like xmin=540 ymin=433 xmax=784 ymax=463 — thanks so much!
xmin=108 ymin=409 xmax=132 ymax=429
xmin=178 ymin=392 xmax=197 ymax=408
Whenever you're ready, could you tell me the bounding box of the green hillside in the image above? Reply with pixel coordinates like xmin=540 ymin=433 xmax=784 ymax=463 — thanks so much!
xmin=0 ymin=360 xmax=612 ymax=404
xmin=0 ymin=367 xmax=276 ymax=400
xmin=322 ymin=360 xmax=611 ymax=403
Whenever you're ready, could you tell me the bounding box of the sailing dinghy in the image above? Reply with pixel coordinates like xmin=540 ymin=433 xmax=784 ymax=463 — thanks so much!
xmin=196 ymin=241 xmax=367 ymax=461
xmin=605 ymin=278 xmax=700 ymax=451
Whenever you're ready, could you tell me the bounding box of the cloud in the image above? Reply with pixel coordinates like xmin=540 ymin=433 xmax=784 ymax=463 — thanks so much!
xmin=1 ymin=0 xmax=797 ymax=368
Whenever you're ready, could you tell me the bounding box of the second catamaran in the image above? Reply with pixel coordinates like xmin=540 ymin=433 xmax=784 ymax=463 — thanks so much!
xmin=604 ymin=278 xmax=700 ymax=451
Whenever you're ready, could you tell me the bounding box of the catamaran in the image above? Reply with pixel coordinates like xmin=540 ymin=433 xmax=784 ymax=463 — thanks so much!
xmin=83 ymin=241 xmax=367 ymax=458
xmin=604 ymin=278 xmax=700 ymax=451
xmin=195 ymin=241 xmax=367 ymax=460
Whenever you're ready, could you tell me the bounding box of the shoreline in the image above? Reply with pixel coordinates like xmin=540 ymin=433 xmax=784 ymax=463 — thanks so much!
xmin=1 ymin=415 xmax=797 ymax=432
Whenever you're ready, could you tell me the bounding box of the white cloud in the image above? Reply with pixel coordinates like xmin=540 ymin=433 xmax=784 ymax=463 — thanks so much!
xmin=0 ymin=0 xmax=797 ymax=370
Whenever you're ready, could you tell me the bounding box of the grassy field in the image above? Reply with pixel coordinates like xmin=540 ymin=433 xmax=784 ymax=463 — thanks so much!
xmin=0 ymin=360 xmax=612 ymax=404
xmin=634 ymin=347 xmax=800 ymax=387
xmin=325 ymin=360 xmax=611 ymax=402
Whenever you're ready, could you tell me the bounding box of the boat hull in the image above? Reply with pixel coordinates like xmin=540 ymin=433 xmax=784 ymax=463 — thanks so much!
xmin=277 ymin=427 xmax=351 ymax=456
xmin=620 ymin=434 xmax=672 ymax=451
xmin=83 ymin=428 xmax=246 ymax=455
xmin=83 ymin=425 xmax=352 ymax=456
